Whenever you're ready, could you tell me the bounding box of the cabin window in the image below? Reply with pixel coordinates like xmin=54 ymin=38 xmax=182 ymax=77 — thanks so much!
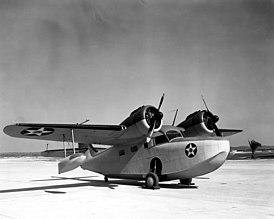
xmin=131 ymin=146 xmax=138 ymax=152
xmin=154 ymin=134 xmax=169 ymax=145
xmin=119 ymin=149 xmax=125 ymax=156
xmin=166 ymin=130 xmax=182 ymax=141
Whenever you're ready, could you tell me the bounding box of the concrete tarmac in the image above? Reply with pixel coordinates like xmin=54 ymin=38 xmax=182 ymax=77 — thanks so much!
xmin=0 ymin=157 xmax=273 ymax=219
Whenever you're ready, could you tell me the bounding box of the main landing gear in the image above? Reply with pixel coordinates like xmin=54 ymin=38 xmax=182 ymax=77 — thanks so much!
xmin=144 ymin=172 xmax=160 ymax=190
xmin=144 ymin=157 xmax=162 ymax=189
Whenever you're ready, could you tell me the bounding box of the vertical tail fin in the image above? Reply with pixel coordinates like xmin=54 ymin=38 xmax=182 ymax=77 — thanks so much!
xmin=88 ymin=144 xmax=98 ymax=157
xmin=79 ymin=143 xmax=98 ymax=157
xmin=78 ymin=143 xmax=98 ymax=157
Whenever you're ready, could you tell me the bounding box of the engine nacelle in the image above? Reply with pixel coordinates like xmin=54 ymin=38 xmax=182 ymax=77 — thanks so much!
xmin=177 ymin=110 xmax=215 ymax=137
xmin=120 ymin=105 xmax=163 ymax=139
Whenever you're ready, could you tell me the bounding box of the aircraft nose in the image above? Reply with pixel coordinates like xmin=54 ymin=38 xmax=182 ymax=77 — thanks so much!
xmin=218 ymin=139 xmax=230 ymax=155
xmin=208 ymin=140 xmax=230 ymax=168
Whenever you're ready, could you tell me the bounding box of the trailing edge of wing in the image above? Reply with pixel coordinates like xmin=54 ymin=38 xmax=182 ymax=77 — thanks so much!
xmin=3 ymin=123 xmax=127 ymax=145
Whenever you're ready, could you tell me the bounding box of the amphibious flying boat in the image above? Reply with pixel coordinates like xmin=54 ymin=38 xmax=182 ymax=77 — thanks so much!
xmin=3 ymin=95 xmax=242 ymax=189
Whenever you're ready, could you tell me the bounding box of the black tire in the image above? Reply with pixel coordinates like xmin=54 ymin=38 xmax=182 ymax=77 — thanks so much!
xmin=145 ymin=172 xmax=159 ymax=189
xmin=179 ymin=178 xmax=192 ymax=185
xmin=104 ymin=176 xmax=109 ymax=183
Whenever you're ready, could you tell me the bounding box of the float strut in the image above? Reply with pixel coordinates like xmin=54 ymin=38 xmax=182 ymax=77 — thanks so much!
xmin=71 ymin=129 xmax=75 ymax=154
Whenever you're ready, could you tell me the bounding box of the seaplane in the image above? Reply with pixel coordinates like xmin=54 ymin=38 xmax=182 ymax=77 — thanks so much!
xmin=3 ymin=95 xmax=242 ymax=189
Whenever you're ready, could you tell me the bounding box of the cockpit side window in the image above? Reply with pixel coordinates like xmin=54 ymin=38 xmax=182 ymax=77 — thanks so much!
xmin=166 ymin=130 xmax=182 ymax=141
xmin=154 ymin=134 xmax=169 ymax=145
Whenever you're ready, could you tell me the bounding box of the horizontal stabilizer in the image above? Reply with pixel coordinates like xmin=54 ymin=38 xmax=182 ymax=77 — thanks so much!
xmin=58 ymin=153 xmax=86 ymax=174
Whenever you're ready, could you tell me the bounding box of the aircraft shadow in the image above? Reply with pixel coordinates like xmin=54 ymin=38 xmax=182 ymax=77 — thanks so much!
xmin=0 ymin=177 xmax=117 ymax=194
xmin=194 ymin=176 xmax=210 ymax=180
xmin=0 ymin=176 xmax=198 ymax=194
xmin=159 ymin=183 xmax=198 ymax=189
xmin=107 ymin=179 xmax=198 ymax=189
xmin=31 ymin=175 xmax=97 ymax=182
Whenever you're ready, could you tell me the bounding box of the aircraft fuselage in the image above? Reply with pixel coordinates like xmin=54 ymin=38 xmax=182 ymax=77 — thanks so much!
xmin=81 ymin=137 xmax=230 ymax=181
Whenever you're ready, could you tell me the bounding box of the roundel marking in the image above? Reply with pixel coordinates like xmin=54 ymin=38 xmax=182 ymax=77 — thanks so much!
xmin=185 ymin=143 xmax=197 ymax=158
xmin=21 ymin=127 xmax=54 ymax=136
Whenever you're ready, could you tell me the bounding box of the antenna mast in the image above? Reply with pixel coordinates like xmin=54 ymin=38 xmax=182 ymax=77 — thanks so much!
xmin=172 ymin=109 xmax=178 ymax=126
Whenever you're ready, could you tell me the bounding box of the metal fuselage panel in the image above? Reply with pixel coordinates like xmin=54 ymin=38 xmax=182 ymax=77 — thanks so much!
xmin=81 ymin=138 xmax=230 ymax=181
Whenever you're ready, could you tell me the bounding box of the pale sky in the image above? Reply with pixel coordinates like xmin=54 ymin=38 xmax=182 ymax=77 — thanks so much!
xmin=1 ymin=0 xmax=274 ymax=152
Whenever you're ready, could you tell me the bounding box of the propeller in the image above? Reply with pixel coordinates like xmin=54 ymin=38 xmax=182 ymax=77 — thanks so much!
xmin=201 ymin=95 xmax=222 ymax=137
xmin=146 ymin=94 xmax=165 ymax=143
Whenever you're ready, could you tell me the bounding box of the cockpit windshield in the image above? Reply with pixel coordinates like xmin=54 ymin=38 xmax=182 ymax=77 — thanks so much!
xmin=166 ymin=130 xmax=182 ymax=141
xmin=154 ymin=129 xmax=182 ymax=145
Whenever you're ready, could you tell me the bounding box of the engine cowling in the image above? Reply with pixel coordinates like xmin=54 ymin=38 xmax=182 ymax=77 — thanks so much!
xmin=120 ymin=105 xmax=163 ymax=138
xmin=177 ymin=110 xmax=217 ymax=137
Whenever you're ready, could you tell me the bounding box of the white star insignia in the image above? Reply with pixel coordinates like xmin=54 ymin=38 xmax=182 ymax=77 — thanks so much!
xmin=25 ymin=128 xmax=46 ymax=136
xmin=23 ymin=128 xmax=54 ymax=136
xmin=185 ymin=143 xmax=197 ymax=157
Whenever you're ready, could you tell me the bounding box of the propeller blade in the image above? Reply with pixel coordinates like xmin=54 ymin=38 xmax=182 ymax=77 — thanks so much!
xmin=201 ymin=95 xmax=210 ymax=112
xmin=146 ymin=118 xmax=155 ymax=143
xmin=213 ymin=123 xmax=222 ymax=137
xmin=148 ymin=117 xmax=156 ymax=132
xmin=213 ymin=115 xmax=219 ymax=123
xmin=146 ymin=94 xmax=165 ymax=143
xmin=158 ymin=93 xmax=165 ymax=110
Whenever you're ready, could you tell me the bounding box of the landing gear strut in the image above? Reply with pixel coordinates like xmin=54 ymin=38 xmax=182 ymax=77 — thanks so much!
xmin=144 ymin=172 xmax=160 ymax=189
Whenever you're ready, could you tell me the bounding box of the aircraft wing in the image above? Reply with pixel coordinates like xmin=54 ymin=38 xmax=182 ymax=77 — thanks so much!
xmin=219 ymin=129 xmax=243 ymax=137
xmin=3 ymin=123 xmax=128 ymax=146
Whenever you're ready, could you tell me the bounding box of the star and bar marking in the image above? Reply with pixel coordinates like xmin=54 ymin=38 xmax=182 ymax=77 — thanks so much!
xmin=185 ymin=143 xmax=197 ymax=158
xmin=21 ymin=127 xmax=54 ymax=136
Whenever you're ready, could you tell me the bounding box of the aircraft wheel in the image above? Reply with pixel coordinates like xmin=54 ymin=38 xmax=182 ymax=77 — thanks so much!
xmin=179 ymin=178 xmax=192 ymax=185
xmin=145 ymin=172 xmax=159 ymax=189
xmin=104 ymin=176 xmax=109 ymax=183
